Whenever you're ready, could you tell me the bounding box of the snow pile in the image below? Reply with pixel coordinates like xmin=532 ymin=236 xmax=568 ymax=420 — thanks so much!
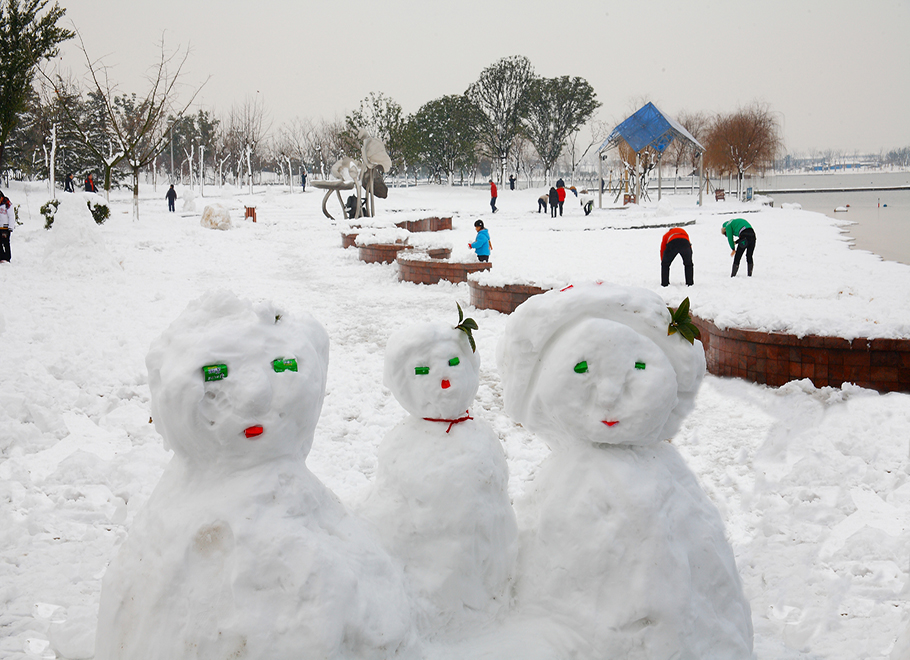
xmin=181 ymin=188 xmax=196 ymax=212
xmin=200 ymin=203 xmax=232 ymax=230
xmin=43 ymin=192 xmax=120 ymax=271
xmin=354 ymin=227 xmax=411 ymax=246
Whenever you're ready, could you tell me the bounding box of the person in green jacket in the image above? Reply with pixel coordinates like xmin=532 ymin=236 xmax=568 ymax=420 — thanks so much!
xmin=722 ymin=218 xmax=756 ymax=277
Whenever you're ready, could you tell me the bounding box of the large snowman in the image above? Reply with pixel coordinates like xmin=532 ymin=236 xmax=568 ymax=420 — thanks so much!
xmin=94 ymin=291 xmax=416 ymax=660
xmin=497 ymin=282 xmax=753 ymax=659
xmin=359 ymin=308 xmax=518 ymax=636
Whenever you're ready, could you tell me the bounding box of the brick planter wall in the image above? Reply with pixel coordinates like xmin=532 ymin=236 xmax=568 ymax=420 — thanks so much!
xmin=341 ymin=231 xmax=359 ymax=248
xmin=358 ymin=243 xmax=412 ymax=264
xmin=395 ymin=216 xmax=453 ymax=232
xmin=397 ymin=255 xmax=491 ymax=285
xmin=691 ymin=315 xmax=910 ymax=393
xmin=468 ymin=281 xmax=551 ymax=314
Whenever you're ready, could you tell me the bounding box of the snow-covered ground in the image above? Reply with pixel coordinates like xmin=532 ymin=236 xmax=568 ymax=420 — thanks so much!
xmin=1 ymin=181 xmax=908 ymax=659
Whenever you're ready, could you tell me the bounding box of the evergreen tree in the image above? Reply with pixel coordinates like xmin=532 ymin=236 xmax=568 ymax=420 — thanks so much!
xmin=0 ymin=0 xmax=73 ymax=170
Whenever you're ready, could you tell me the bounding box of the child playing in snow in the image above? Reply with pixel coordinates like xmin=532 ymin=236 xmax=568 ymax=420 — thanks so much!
xmin=469 ymin=219 xmax=492 ymax=262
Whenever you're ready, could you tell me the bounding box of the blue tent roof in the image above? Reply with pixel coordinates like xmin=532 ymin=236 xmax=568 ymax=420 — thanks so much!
xmin=598 ymin=102 xmax=704 ymax=154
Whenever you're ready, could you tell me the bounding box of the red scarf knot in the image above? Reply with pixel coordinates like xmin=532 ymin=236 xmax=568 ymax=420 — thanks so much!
xmin=422 ymin=410 xmax=473 ymax=433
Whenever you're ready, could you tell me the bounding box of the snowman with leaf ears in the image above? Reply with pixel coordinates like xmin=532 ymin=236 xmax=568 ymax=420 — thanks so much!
xmin=360 ymin=304 xmax=518 ymax=638
xmin=497 ymin=283 xmax=753 ymax=660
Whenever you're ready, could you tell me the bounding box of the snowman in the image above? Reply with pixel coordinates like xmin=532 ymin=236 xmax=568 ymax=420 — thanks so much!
xmin=95 ymin=290 xmax=416 ymax=660
xmin=496 ymin=283 xmax=753 ymax=659
xmin=359 ymin=306 xmax=518 ymax=636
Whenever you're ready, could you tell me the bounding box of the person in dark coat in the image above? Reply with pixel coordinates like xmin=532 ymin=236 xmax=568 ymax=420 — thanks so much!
xmin=64 ymin=174 xmax=75 ymax=193
xmin=84 ymin=174 xmax=97 ymax=192
xmin=509 ymin=174 xmax=515 ymax=190
xmin=0 ymin=190 xmax=12 ymax=263
xmin=301 ymin=168 xmax=307 ymax=192
xmin=660 ymin=227 xmax=694 ymax=287
xmin=166 ymin=185 xmax=178 ymax=212
xmin=548 ymin=187 xmax=559 ymax=218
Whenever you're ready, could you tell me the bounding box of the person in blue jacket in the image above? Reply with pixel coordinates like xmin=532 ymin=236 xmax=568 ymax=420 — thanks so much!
xmin=468 ymin=219 xmax=492 ymax=262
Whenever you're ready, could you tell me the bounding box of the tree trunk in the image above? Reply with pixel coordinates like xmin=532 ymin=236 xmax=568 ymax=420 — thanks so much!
xmin=132 ymin=165 xmax=141 ymax=221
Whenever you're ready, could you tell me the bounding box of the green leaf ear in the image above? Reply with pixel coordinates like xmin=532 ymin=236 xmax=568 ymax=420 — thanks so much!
xmin=667 ymin=297 xmax=701 ymax=345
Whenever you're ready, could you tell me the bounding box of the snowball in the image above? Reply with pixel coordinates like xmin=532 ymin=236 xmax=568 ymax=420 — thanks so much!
xmin=200 ymin=203 xmax=231 ymax=230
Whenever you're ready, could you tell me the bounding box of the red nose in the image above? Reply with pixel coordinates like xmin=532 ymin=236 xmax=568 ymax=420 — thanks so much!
xmin=441 ymin=380 xmax=451 ymax=389
xmin=245 ymin=426 xmax=264 ymax=438
xmin=602 ymin=421 xmax=619 ymax=427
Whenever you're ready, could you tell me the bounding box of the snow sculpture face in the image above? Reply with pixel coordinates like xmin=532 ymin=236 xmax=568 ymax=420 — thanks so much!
xmin=384 ymin=323 xmax=480 ymax=419
xmin=497 ymin=282 xmax=706 ymax=449
xmin=146 ymin=291 xmax=329 ymax=469
xmin=528 ymin=318 xmax=678 ymax=446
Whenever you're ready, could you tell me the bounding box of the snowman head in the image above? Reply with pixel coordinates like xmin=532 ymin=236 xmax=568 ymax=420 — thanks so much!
xmin=146 ymin=290 xmax=329 ymax=470
xmin=384 ymin=322 xmax=480 ymax=420
xmin=497 ymin=283 xmax=705 ymax=448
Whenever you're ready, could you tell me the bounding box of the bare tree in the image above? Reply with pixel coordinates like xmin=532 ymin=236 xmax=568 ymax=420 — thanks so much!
xmin=664 ymin=110 xmax=708 ymax=192
xmin=564 ymin=119 xmax=609 ymax=187
xmin=229 ymin=95 xmax=269 ymax=195
xmin=50 ymin=34 xmax=205 ymax=218
xmin=704 ymin=103 xmax=781 ymax=200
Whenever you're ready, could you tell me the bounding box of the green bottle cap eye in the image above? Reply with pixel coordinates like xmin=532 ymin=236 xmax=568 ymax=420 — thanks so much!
xmin=273 ymin=358 xmax=298 ymax=373
xmin=203 ymin=364 xmax=228 ymax=382
xmin=415 ymin=366 xmax=430 ymax=375
xmin=449 ymin=357 xmax=460 ymax=367
xmin=635 ymin=362 xmax=646 ymax=370
xmin=574 ymin=361 xmax=588 ymax=374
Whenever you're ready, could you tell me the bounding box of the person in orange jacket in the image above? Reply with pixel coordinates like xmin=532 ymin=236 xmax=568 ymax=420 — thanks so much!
xmin=489 ymin=179 xmax=498 ymax=213
xmin=660 ymin=227 xmax=694 ymax=287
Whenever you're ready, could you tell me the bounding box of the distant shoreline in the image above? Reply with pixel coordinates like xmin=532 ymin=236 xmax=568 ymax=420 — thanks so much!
xmin=756 ymin=185 xmax=910 ymax=194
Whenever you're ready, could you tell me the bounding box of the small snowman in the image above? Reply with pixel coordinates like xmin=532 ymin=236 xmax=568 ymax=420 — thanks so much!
xmin=360 ymin=305 xmax=518 ymax=636
xmin=497 ymin=283 xmax=753 ymax=659
xmin=95 ymin=290 xmax=416 ymax=660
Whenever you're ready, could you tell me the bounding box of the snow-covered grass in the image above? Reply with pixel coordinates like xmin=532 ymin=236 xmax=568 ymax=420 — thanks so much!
xmin=1 ymin=181 xmax=908 ymax=659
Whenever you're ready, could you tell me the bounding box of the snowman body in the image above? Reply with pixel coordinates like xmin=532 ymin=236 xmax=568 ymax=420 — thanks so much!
xmin=361 ymin=322 xmax=517 ymax=633
xmin=498 ymin=284 xmax=753 ymax=659
xmin=94 ymin=292 xmax=415 ymax=660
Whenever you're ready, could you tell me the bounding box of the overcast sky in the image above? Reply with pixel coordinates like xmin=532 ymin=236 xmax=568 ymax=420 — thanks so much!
xmin=56 ymin=0 xmax=909 ymax=155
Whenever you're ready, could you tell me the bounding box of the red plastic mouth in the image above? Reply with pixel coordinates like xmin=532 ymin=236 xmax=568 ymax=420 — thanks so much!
xmin=245 ymin=426 xmax=264 ymax=438
xmin=441 ymin=380 xmax=451 ymax=389
xmin=602 ymin=420 xmax=619 ymax=427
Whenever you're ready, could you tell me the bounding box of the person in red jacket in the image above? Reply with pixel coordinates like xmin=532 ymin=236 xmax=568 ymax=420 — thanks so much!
xmin=660 ymin=227 xmax=694 ymax=287
xmin=556 ymin=184 xmax=566 ymax=216
xmin=489 ymin=179 xmax=498 ymax=213
xmin=84 ymin=174 xmax=97 ymax=192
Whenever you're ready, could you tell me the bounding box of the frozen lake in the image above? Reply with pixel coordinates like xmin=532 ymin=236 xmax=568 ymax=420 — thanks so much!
xmin=754 ymin=171 xmax=910 ymax=266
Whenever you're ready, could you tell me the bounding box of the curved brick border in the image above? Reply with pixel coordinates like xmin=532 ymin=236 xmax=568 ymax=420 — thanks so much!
xmin=341 ymin=231 xmax=359 ymax=248
xmin=468 ymin=280 xmax=551 ymax=314
xmin=691 ymin=315 xmax=910 ymax=393
xmin=397 ymin=254 xmax=491 ymax=285
xmin=395 ymin=216 xmax=452 ymax=232
xmin=359 ymin=243 xmax=412 ymax=264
